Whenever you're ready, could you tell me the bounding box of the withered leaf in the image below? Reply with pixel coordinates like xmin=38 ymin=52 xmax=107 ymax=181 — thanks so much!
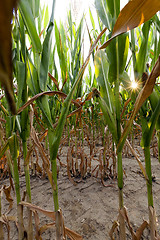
xmin=0 ymin=0 xmax=18 ymax=114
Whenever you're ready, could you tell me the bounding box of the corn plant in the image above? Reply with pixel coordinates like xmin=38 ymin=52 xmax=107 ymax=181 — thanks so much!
xmin=125 ymin=6 xmax=160 ymax=238
xmin=1 ymin=0 xmax=160 ymax=239
xmin=12 ymin=1 xmax=107 ymax=239
xmin=94 ymin=0 xmax=160 ymax=239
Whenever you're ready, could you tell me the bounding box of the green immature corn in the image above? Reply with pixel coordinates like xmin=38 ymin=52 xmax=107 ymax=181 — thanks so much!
xmin=92 ymin=88 xmax=117 ymax=143
xmin=8 ymin=134 xmax=20 ymax=203
xmin=149 ymin=89 xmax=160 ymax=161
xmin=149 ymin=89 xmax=160 ymax=112
xmin=8 ymin=133 xmax=25 ymax=239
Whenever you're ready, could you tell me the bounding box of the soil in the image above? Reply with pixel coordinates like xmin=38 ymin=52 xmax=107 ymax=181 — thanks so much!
xmin=1 ymin=140 xmax=160 ymax=240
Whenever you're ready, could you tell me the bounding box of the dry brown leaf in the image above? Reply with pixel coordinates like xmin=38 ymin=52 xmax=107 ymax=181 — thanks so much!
xmin=121 ymin=98 xmax=131 ymax=118
xmin=67 ymin=148 xmax=77 ymax=186
xmin=0 ymin=217 xmax=6 ymax=225
xmin=120 ymin=207 xmax=138 ymax=239
xmin=17 ymin=90 xmax=81 ymax=114
xmin=100 ymin=0 xmax=160 ymax=49
xmin=81 ymin=92 xmax=93 ymax=106
xmin=32 ymin=104 xmax=46 ymax=130
xmin=80 ymin=149 xmax=87 ymax=178
xmin=121 ymin=123 xmax=148 ymax=182
xmin=19 ymin=201 xmax=56 ymax=221
xmin=33 ymin=210 xmax=42 ymax=240
xmin=61 ymin=70 xmax=68 ymax=91
xmin=0 ymin=118 xmax=6 ymax=123
xmin=0 ymin=0 xmax=18 ymax=114
xmin=3 ymin=185 xmax=13 ymax=212
xmin=30 ymin=125 xmax=56 ymax=191
xmin=135 ymin=221 xmax=148 ymax=240
xmin=65 ymin=227 xmax=83 ymax=240
xmin=19 ymin=201 xmax=82 ymax=240
xmin=39 ymin=223 xmax=55 ymax=235
xmin=148 ymin=206 xmax=158 ymax=239
xmin=0 ymin=214 xmax=13 ymax=239
xmin=48 ymin=72 xmax=60 ymax=91
xmin=109 ymin=221 xmax=119 ymax=240
xmin=67 ymin=106 xmax=82 ymax=118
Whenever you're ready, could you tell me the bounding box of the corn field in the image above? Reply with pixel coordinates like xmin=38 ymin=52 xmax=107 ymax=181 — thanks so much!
xmin=0 ymin=0 xmax=160 ymax=239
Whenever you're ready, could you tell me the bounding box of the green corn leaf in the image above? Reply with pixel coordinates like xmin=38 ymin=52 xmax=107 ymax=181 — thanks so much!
xmin=135 ymin=21 xmax=151 ymax=76
xmin=38 ymin=96 xmax=53 ymax=129
xmin=54 ymin=21 xmax=68 ymax=88
xmin=149 ymin=90 xmax=159 ymax=112
xmin=141 ymin=99 xmax=160 ymax=147
xmin=94 ymin=50 xmax=115 ymax=113
xmin=19 ymin=0 xmax=42 ymax=53
xmin=8 ymin=133 xmax=21 ymax=204
xmin=95 ymin=0 xmax=111 ymax=31
xmin=26 ymin=54 xmax=53 ymax=129
xmin=16 ymin=116 xmax=21 ymax=134
xmin=149 ymin=89 xmax=160 ymax=130
xmin=8 ymin=133 xmax=19 ymax=162
xmin=6 ymin=116 xmax=12 ymax=139
xmin=106 ymin=33 xmax=129 ymax=83
xmin=89 ymin=8 xmax=95 ymax=30
xmin=0 ymin=141 xmax=9 ymax=160
xmin=118 ymin=33 xmax=129 ymax=74
xmin=44 ymin=5 xmax=49 ymax=29
xmin=107 ymin=0 xmax=120 ymax=18
xmin=39 ymin=0 xmax=55 ymax=91
xmin=153 ymin=14 xmax=160 ymax=34
xmin=67 ymin=10 xmax=73 ymax=46
xmin=39 ymin=22 xmax=54 ymax=91
xmin=93 ymin=89 xmax=117 ymax=143
xmin=33 ymin=0 xmax=40 ymax=18
xmin=19 ymin=13 xmax=26 ymax=61
xmin=38 ymin=3 xmax=45 ymax=34
xmin=20 ymin=108 xmax=30 ymax=141
xmin=16 ymin=61 xmax=26 ymax=107
xmin=28 ymin=0 xmax=40 ymax=18
xmin=71 ymin=18 xmax=83 ymax=79
xmin=26 ymin=54 xmax=40 ymax=95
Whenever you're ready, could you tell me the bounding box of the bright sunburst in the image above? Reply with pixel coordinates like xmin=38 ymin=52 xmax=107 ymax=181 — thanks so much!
xmin=131 ymin=81 xmax=138 ymax=90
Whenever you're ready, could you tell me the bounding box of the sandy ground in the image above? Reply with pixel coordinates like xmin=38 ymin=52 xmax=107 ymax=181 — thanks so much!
xmin=1 ymin=142 xmax=160 ymax=239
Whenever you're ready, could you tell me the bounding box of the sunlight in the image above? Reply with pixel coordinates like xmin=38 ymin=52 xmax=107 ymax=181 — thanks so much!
xmin=131 ymin=81 xmax=138 ymax=90
xmin=42 ymin=0 xmax=94 ymax=22
xmin=42 ymin=0 xmax=128 ymax=22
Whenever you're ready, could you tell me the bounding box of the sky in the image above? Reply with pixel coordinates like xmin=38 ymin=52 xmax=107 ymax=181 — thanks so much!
xmin=42 ymin=0 xmax=128 ymax=23
xmin=42 ymin=0 xmax=95 ymax=23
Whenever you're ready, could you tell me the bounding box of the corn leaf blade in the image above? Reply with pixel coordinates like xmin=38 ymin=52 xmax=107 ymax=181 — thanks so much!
xmin=100 ymin=0 xmax=160 ymax=49
xmin=19 ymin=0 xmax=42 ymax=53
xmin=39 ymin=0 xmax=55 ymax=91
xmin=141 ymin=99 xmax=160 ymax=148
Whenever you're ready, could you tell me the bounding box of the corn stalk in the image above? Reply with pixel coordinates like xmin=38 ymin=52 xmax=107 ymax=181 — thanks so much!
xmin=8 ymin=133 xmax=25 ymax=240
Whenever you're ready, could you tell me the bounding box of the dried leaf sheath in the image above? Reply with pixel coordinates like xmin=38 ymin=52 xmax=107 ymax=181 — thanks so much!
xmin=0 ymin=1 xmax=18 ymax=114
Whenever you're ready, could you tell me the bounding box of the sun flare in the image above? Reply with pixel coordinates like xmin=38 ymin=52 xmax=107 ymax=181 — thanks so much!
xmin=131 ymin=81 xmax=138 ymax=90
